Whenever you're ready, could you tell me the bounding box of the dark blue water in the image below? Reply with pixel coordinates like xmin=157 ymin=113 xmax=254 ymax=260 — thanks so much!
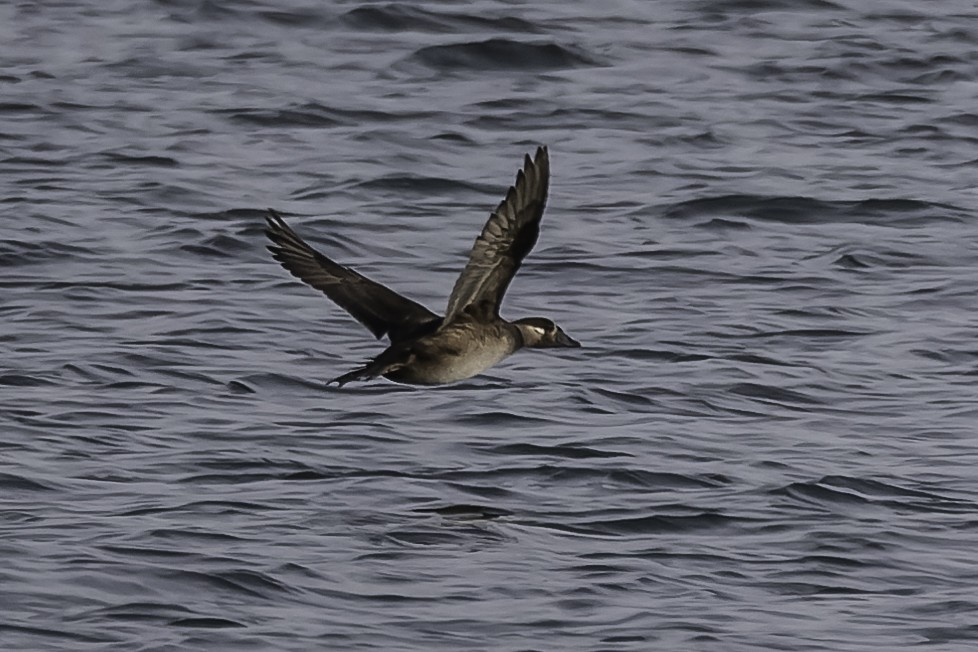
xmin=3 ymin=1 xmax=978 ymax=650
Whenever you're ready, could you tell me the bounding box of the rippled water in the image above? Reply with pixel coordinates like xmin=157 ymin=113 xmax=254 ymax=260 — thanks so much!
xmin=3 ymin=1 xmax=978 ymax=650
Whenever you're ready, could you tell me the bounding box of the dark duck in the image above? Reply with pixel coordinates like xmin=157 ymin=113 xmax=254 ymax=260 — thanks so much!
xmin=265 ymin=146 xmax=580 ymax=386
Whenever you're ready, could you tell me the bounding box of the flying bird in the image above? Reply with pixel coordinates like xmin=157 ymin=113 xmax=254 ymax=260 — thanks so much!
xmin=265 ymin=146 xmax=579 ymax=386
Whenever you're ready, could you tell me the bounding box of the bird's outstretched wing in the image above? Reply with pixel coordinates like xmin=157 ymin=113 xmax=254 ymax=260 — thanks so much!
xmin=265 ymin=210 xmax=439 ymax=343
xmin=442 ymin=146 xmax=550 ymax=325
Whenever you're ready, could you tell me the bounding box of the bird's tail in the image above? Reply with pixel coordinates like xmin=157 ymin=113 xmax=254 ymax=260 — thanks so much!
xmin=328 ymin=363 xmax=376 ymax=387
xmin=328 ymin=350 xmax=406 ymax=387
xmin=328 ymin=343 xmax=412 ymax=387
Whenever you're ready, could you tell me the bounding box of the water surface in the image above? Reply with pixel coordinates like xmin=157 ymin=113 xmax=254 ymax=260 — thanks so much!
xmin=3 ymin=1 xmax=978 ymax=650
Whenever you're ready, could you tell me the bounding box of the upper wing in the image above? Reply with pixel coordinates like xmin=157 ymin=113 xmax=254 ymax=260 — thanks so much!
xmin=442 ymin=146 xmax=550 ymax=325
xmin=265 ymin=210 xmax=440 ymax=343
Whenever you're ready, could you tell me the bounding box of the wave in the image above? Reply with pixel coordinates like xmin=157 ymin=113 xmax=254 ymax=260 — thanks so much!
xmin=410 ymin=39 xmax=597 ymax=71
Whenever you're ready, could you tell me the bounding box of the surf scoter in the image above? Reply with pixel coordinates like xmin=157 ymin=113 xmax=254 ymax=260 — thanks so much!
xmin=265 ymin=146 xmax=579 ymax=386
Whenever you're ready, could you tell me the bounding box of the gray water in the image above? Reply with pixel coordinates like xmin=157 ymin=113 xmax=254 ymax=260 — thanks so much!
xmin=3 ymin=1 xmax=978 ymax=650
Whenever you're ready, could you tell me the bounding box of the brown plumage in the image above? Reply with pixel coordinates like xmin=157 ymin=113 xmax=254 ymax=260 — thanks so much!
xmin=265 ymin=146 xmax=579 ymax=386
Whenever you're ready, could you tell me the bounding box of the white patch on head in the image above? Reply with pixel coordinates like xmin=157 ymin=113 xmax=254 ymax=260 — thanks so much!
xmin=530 ymin=325 xmax=546 ymax=337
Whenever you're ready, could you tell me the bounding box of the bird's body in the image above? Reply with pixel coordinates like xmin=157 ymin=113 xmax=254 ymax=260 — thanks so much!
xmin=265 ymin=146 xmax=579 ymax=386
xmin=351 ymin=316 xmax=522 ymax=386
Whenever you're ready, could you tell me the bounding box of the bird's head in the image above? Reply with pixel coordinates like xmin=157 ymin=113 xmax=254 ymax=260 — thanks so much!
xmin=514 ymin=317 xmax=581 ymax=349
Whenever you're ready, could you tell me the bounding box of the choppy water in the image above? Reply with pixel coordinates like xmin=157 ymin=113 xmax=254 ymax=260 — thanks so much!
xmin=3 ymin=1 xmax=978 ymax=650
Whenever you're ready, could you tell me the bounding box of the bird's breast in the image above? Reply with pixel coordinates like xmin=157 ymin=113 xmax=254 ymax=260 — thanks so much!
xmin=384 ymin=324 xmax=519 ymax=385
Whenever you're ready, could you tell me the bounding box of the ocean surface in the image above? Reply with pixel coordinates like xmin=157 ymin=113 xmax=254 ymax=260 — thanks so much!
xmin=3 ymin=1 xmax=978 ymax=650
